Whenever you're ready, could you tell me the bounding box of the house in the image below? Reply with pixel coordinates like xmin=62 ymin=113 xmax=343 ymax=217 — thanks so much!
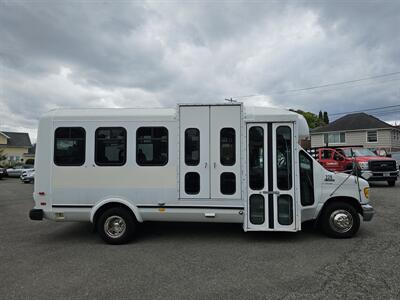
xmin=0 ymin=131 xmax=33 ymax=164
xmin=23 ymin=143 xmax=36 ymax=164
xmin=310 ymin=113 xmax=400 ymax=152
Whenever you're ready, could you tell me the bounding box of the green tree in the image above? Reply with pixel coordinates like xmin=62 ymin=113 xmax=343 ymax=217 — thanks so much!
xmin=318 ymin=111 xmax=323 ymax=121
xmin=290 ymin=109 xmax=324 ymax=129
xmin=323 ymin=111 xmax=329 ymax=124
xmin=0 ymin=148 xmax=7 ymax=162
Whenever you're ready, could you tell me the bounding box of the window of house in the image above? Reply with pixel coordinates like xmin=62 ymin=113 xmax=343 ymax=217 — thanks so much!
xmin=367 ymin=131 xmax=378 ymax=143
xmin=323 ymin=132 xmax=345 ymax=144
xmin=95 ymin=127 xmax=126 ymax=166
xmin=54 ymin=127 xmax=86 ymax=166
xmin=220 ymin=128 xmax=235 ymax=166
xmin=136 ymin=127 xmax=168 ymax=166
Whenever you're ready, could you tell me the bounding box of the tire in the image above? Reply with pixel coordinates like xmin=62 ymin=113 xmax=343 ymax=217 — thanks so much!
xmin=387 ymin=180 xmax=395 ymax=187
xmin=320 ymin=201 xmax=360 ymax=238
xmin=97 ymin=207 xmax=137 ymax=245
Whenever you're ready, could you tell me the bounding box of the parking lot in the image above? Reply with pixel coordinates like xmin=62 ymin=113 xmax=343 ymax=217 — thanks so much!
xmin=0 ymin=178 xmax=399 ymax=299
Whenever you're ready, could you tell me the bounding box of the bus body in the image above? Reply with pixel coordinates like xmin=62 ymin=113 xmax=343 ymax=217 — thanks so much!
xmin=29 ymin=103 xmax=374 ymax=244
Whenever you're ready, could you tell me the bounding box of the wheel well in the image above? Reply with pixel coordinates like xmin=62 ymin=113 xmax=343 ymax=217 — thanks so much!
xmin=318 ymin=196 xmax=363 ymax=220
xmin=93 ymin=202 xmax=137 ymax=226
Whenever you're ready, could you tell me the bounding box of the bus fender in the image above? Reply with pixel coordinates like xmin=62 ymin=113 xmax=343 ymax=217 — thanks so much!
xmin=90 ymin=198 xmax=143 ymax=223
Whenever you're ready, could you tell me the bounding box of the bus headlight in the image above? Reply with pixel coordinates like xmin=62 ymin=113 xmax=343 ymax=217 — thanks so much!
xmin=358 ymin=162 xmax=369 ymax=170
xmin=364 ymin=187 xmax=369 ymax=199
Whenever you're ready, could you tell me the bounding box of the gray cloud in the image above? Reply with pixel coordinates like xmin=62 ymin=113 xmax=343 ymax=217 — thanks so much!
xmin=1 ymin=0 xmax=400 ymax=140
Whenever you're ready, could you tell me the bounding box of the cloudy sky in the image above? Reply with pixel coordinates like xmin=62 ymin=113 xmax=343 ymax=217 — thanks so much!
xmin=1 ymin=1 xmax=400 ymax=141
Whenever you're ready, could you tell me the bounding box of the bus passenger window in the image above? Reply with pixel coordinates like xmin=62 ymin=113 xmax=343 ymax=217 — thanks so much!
xmin=136 ymin=127 xmax=168 ymax=166
xmin=185 ymin=172 xmax=200 ymax=194
xmin=220 ymin=128 xmax=235 ymax=166
xmin=95 ymin=127 xmax=126 ymax=166
xmin=54 ymin=127 xmax=86 ymax=166
xmin=276 ymin=126 xmax=292 ymax=190
xmin=185 ymin=128 xmax=200 ymax=166
xmin=299 ymin=151 xmax=314 ymax=206
xmin=249 ymin=126 xmax=264 ymax=190
xmin=220 ymin=172 xmax=236 ymax=195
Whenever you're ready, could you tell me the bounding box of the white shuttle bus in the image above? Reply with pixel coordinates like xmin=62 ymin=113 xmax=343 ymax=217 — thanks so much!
xmin=29 ymin=103 xmax=374 ymax=244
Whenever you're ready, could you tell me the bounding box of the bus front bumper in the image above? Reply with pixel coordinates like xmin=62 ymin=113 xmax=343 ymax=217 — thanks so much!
xmin=362 ymin=204 xmax=374 ymax=222
xmin=29 ymin=209 xmax=43 ymax=221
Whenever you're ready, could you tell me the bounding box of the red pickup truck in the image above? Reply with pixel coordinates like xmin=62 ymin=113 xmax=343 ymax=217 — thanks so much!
xmin=311 ymin=147 xmax=399 ymax=186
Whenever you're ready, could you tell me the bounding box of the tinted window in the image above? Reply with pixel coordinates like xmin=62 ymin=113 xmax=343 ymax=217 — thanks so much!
xmin=299 ymin=151 xmax=314 ymax=206
xmin=136 ymin=127 xmax=168 ymax=166
xmin=220 ymin=128 xmax=235 ymax=166
xmin=321 ymin=149 xmax=332 ymax=159
xmin=249 ymin=194 xmax=264 ymax=225
xmin=249 ymin=126 xmax=264 ymax=190
xmin=276 ymin=126 xmax=292 ymax=190
xmin=278 ymin=195 xmax=293 ymax=225
xmin=220 ymin=172 xmax=236 ymax=195
xmin=185 ymin=128 xmax=200 ymax=166
xmin=54 ymin=127 xmax=85 ymax=166
xmin=95 ymin=127 xmax=126 ymax=166
xmin=185 ymin=172 xmax=200 ymax=195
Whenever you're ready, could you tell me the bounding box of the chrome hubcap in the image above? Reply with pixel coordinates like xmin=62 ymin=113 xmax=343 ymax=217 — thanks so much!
xmin=329 ymin=209 xmax=353 ymax=233
xmin=104 ymin=215 xmax=126 ymax=239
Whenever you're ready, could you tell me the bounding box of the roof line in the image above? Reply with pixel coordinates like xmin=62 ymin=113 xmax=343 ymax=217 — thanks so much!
xmin=311 ymin=127 xmax=397 ymax=134
xmin=0 ymin=131 xmax=10 ymax=139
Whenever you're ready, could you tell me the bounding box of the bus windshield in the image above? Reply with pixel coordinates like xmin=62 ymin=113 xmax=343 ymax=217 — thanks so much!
xmin=341 ymin=148 xmax=377 ymax=157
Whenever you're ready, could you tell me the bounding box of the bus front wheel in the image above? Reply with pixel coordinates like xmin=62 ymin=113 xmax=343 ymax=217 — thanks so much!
xmin=320 ymin=202 xmax=360 ymax=238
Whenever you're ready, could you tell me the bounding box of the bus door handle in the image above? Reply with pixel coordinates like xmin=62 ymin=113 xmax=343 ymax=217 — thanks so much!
xmin=261 ymin=191 xmax=280 ymax=195
xmin=205 ymin=162 xmax=207 ymax=168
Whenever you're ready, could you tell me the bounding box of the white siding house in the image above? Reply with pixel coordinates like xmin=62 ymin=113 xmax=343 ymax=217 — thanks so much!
xmin=310 ymin=113 xmax=400 ymax=152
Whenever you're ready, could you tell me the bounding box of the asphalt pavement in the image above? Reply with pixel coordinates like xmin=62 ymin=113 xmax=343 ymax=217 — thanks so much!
xmin=0 ymin=178 xmax=399 ymax=299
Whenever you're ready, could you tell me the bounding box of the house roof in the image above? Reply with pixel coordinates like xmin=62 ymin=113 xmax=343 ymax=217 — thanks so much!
xmin=311 ymin=113 xmax=394 ymax=134
xmin=0 ymin=131 xmax=10 ymax=139
xmin=0 ymin=131 xmax=32 ymax=147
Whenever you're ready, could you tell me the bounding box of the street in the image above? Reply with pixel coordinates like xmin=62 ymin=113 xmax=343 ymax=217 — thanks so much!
xmin=0 ymin=178 xmax=399 ymax=299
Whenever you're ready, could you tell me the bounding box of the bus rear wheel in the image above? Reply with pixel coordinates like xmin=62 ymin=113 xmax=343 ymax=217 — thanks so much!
xmin=97 ymin=207 xmax=137 ymax=244
xmin=320 ymin=202 xmax=360 ymax=238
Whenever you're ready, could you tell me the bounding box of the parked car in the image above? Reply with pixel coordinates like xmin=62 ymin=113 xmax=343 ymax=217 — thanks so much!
xmin=0 ymin=167 xmax=6 ymax=179
xmin=6 ymin=165 xmax=34 ymax=177
xmin=309 ymin=147 xmax=398 ymax=186
xmin=20 ymin=169 xmax=35 ymax=183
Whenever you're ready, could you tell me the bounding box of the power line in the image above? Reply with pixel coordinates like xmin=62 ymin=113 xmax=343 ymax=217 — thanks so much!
xmin=330 ymin=104 xmax=400 ymax=116
xmin=230 ymin=71 xmax=400 ymax=100
xmin=277 ymin=77 xmax=400 ymax=96
xmin=275 ymin=71 xmax=400 ymax=94
xmin=367 ymin=109 xmax=400 ymax=116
